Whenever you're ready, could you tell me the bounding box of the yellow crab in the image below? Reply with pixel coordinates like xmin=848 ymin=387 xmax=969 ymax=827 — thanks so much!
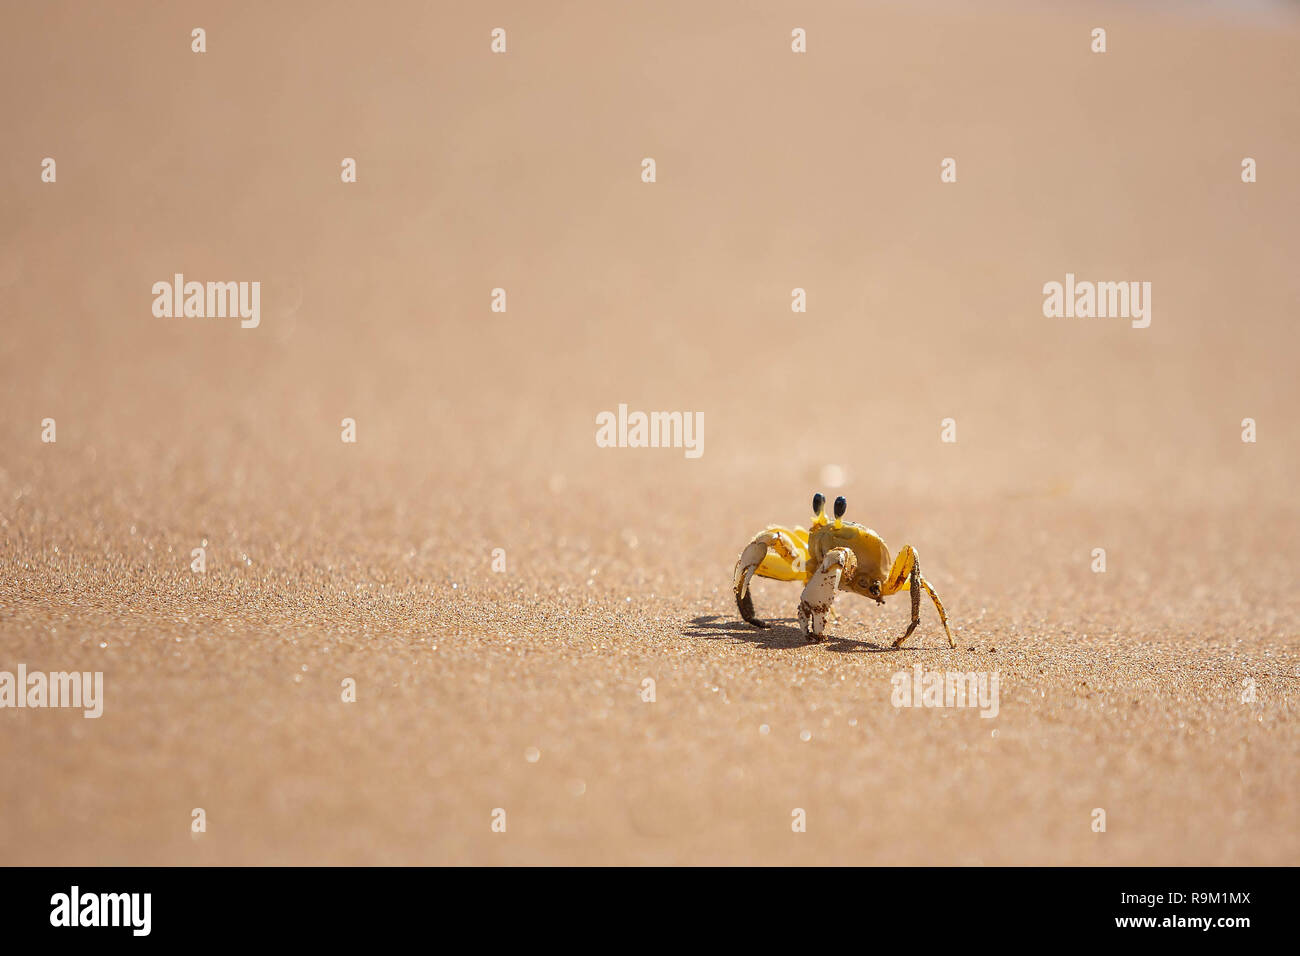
xmin=732 ymin=493 xmax=955 ymax=646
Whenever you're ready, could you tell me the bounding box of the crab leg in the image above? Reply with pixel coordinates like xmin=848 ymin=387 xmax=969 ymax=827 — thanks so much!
xmin=881 ymin=545 xmax=955 ymax=648
xmin=896 ymin=564 xmax=924 ymax=647
xmin=732 ymin=527 xmax=809 ymax=628
xmin=797 ymin=547 xmax=857 ymax=642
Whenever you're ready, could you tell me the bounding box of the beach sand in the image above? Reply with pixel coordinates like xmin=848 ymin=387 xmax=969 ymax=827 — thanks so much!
xmin=1 ymin=0 xmax=1297 ymax=864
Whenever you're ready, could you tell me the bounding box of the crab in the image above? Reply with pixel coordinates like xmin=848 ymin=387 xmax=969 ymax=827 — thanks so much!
xmin=732 ymin=493 xmax=955 ymax=647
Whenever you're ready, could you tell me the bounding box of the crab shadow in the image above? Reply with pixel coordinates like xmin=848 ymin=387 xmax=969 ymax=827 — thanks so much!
xmin=686 ymin=614 xmax=929 ymax=654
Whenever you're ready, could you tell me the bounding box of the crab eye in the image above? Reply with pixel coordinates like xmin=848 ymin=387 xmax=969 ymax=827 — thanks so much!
xmin=834 ymin=496 xmax=847 ymax=519
xmin=812 ymin=493 xmax=825 ymax=515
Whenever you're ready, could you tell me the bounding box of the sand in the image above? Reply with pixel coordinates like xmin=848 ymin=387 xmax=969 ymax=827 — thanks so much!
xmin=1 ymin=1 xmax=1297 ymax=865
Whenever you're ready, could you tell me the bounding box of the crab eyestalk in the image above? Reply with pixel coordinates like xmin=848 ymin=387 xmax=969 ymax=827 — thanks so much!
xmin=833 ymin=495 xmax=847 ymax=529
xmin=811 ymin=492 xmax=826 ymax=526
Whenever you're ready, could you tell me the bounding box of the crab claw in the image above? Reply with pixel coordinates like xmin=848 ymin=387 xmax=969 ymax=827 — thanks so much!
xmin=732 ymin=529 xmax=808 ymax=628
xmin=797 ymin=546 xmax=857 ymax=641
xmin=733 ymin=538 xmax=773 ymax=628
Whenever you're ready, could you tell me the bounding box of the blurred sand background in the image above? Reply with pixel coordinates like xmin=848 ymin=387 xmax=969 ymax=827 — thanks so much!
xmin=1 ymin=0 xmax=1297 ymax=865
